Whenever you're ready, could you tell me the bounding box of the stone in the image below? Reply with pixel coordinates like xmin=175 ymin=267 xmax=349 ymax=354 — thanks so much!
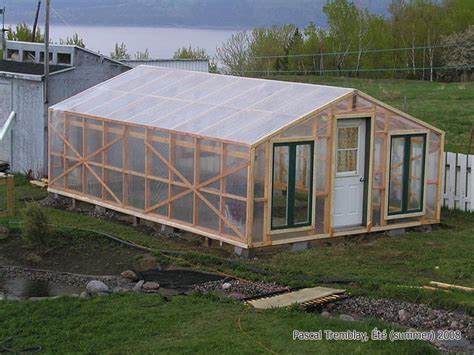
xmin=321 ymin=311 xmax=331 ymax=318
xmin=398 ymin=309 xmax=409 ymax=322
xmin=80 ymin=291 xmax=89 ymax=299
xmin=142 ymin=282 xmax=160 ymax=292
xmin=6 ymin=295 xmax=20 ymax=301
xmin=0 ymin=292 xmax=4 ymax=300
xmin=234 ymin=246 xmax=255 ymax=259
xmin=387 ymin=228 xmax=406 ymax=237
xmin=86 ymin=280 xmax=110 ymax=294
xmin=450 ymin=321 xmax=461 ymax=329
xmin=133 ymin=280 xmax=145 ymax=292
xmin=291 ymin=241 xmax=309 ymax=252
xmin=113 ymin=287 xmax=129 ymax=294
xmin=0 ymin=226 xmax=9 ymax=239
xmin=222 ymin=282 xmax=232 ymax=291
xmin=339 ymin=314 xmax=355 ymax=321
xmin=121 ymin=270 xmax=138 ymax=281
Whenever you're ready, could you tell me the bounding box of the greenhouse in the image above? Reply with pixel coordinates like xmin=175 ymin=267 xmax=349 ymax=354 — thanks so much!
xmin=48 ymin=66 xmax=444 ymax=250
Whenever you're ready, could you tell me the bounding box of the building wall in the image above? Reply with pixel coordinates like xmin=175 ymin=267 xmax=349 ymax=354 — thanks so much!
xmin=250 ymin=93 xmax=443 ymax=247
xmin=48 ymin=49 xmax=130 ymax=106
xmin=0 ymin=78 xmax=45 ymax=174
xmin=122 ymin=59 xmax=209 ymax=73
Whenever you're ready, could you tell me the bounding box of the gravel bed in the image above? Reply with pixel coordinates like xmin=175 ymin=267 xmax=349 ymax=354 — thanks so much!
xmin=324 ymin=296 xmax=473 ymax=348
xmin=0 ymin=265 xmax=124 ymax=288
xmin=194 ymin=278 xmax=289 ymax=299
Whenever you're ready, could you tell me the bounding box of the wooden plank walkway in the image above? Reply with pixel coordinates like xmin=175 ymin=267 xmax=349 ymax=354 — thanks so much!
xmin=247 ymin=286 xmax=346 ymax=309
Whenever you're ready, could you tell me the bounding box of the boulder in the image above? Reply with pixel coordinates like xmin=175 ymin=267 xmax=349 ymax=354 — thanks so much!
xmin=222 ymin=282 xmax=232 ymax=291
xmin=113 ymin=287 xmax=130 ymax=294
xmin=86 ymin=280 xmax=110 ymax=294
xmin=142 ymin=282 xmax=160 ymax=292
xmin=133 ymin=280 xmax=145 ymax=292
xmin=80 ymin=291 xmax=89 ymax=299
xmin=321 ymin=311 xmax=331 ymax=318
xmin=339 ymin=314 xmax=355 ymax=321
xmin=398 ymin=309 xmax=409 ymax=322
xmin=121 ymin=270 xmax=138 ymax=282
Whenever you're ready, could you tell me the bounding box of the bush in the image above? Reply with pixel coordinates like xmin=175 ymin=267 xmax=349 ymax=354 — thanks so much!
xmin=21 ymin=203 xmax=50 ymax=251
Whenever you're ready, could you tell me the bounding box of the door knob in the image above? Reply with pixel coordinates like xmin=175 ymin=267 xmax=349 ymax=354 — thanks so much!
xmin=360 ymin=177 xmax=365 ymax=182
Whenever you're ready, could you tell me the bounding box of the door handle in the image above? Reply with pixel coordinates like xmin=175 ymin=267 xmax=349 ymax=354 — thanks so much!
xmin=360 ymin=177 xmax=365 ymax=182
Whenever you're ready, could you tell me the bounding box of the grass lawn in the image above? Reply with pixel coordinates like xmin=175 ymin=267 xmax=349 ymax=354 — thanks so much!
xmin=0 ymin=294 xmax=435 ymax=354
xmin=271 ymin=76 xmax=474 ymax=153
xmin=1 ymin=77 xmax=472 ymax=353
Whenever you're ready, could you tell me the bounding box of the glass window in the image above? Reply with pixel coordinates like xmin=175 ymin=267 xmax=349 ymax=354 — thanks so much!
xmin=272 ymin=141 xmax=314 ymax=230
xmin=388 ymin=134 xmax=426 ymax=216
xmin=337 ymin=126 xmax=359 ymax=174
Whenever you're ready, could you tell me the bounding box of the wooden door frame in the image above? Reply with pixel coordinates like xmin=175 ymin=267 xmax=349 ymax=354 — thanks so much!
xmin=330 ymin=112 xmax=375 ymax=234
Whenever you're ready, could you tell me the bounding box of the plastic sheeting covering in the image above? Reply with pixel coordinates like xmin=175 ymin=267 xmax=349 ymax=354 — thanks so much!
xmin=49 ymin=111 xmax=250 ymax=243
xmin=51 ymin=66 xmax=353 ymax=145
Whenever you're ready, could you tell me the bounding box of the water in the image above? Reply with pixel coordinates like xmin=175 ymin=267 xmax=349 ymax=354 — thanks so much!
xmin=45 ymin=25 xmax=238 ymax=58
xmin=0 ymin=277 xmax=82 ymax=299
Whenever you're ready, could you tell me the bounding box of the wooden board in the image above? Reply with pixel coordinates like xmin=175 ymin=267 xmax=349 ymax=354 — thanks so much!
xmin=247 ymin=287 xmax=345 ymax=309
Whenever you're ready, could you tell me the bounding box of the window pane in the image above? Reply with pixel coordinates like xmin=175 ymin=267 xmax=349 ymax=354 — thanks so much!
xmin=337 ymin=149 xmax=357 ymax=173
xmin=272 ymin=146 xmax=289 ymax=227
xmin=408 ymin=136 xmax=424 ymax=211
xmin=338 ymin=127 xmax=358 ymax=149
xmin=294 ymin=144 xmax=312 ymax=224
xmin=388 ymin=137 xmax=405 ymax=213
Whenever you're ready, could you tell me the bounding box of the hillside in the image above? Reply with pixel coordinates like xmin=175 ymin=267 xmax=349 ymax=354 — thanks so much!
xmin=6 ymin=0 xmax=391 ymax=29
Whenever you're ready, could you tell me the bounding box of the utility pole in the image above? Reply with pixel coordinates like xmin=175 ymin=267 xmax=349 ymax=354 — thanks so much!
xmin=44 ymin=0 xmax=50 ymax=104
xmin=43 ymin=0 xmax=50 ymax=177
xmin=32 ymin=1 xmax=42 ymax=42
xmin=0 ymin=7 xmax=6 ymax=54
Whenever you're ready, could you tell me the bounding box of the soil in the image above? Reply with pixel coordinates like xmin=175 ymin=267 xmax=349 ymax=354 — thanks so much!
xmin=0 ymin=230 xmax=154 ymax=275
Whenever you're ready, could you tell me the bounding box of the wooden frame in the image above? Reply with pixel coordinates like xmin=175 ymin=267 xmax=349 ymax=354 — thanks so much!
xmin=270 ymin=141 xmax=315 ymax=231
xmin=330 ymin=111 xmax=375 ymax=232
xmin=384 ymin=129 xmax=429 ymax=221
xmin=0 ymin=174 xmax=14 ymax=218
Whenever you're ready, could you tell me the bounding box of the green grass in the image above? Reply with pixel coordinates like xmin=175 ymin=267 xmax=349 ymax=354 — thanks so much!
xmin=271 ymin=76 xmax=474 ymax=153
xmin=0 ymin=294 xmax=435 ymax=354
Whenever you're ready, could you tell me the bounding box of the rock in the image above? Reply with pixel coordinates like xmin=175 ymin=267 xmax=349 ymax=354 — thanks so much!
xmin=133 ymin=280 xmax=145 ymax=292
xmin=222 ymin=282 xmax=232 ymax=290
xmin=435 ymin=266 xmax=440 ymax=270
xmin=0 ymin=292 xmax=4 ymax=300
xmin=29 ymin=297 xmax=48 ymax=301
xmin=398 ymin=309 xmax=409 ymax=322
xmin=86 ymin=280 xmax=110 ymax=294
xmin=321 ymin=311 xmax=331 ymax=318
xmin=113 ymin=287 xmax=130 ymax=294
xmin=121 ymin=270 xmax=138 ymax=282
xmin=142 ymin=282 xmax=160 ymax=292
xmin=6 ymin=295 xmax=20 ymax=301
xmin=339 ymin=314 xmax=355 ymax=321
xmin=0 ymin=226 xmax=9 ymax=239
xmin=80 ymin=291 xmax=89 ymax=299
xmin=450 ymin=321 xmax=461 ymax=329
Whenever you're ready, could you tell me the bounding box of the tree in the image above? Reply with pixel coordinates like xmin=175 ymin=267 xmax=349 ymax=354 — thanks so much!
xmin=216 ymin=32 xmax=251 ymax=75
xmin=59 ymin=33 xmax=86 ymax=48
xmin=441 ymin=26 xmax=474 ymax=81
xmin=7 ymin=23 xmax=44 ymax=43
xmin=134 ymin=49 xmax=150 ymax=60
xmin=110 ymin=42 xmax=130 ymax=60
xmin=323 ymin=0 xmax=360 ymax=74
xmin=173 ymin=46 xmax=208 ymax=60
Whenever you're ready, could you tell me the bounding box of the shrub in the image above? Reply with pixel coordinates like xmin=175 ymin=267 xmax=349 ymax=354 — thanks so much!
xmin=21 ymin=203 xmax=50 ymax=252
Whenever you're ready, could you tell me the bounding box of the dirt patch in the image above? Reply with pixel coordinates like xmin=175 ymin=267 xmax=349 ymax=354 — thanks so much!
xmin=0 ymin=230 xmax=154 ymax=275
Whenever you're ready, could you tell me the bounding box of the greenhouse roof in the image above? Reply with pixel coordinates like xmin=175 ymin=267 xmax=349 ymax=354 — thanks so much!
xmin=52 ymin=66 xmax=354 ymax=145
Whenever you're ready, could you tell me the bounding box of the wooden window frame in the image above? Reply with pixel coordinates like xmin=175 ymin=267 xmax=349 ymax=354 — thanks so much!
xmin=386 ymin=132 xmax=428 ymax=219
xmin=270 ymin=141 xmax=314 ymax=231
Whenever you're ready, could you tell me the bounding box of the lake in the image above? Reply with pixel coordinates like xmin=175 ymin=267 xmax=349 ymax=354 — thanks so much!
xmin=46 ymin=25 xmax=239 ymax=59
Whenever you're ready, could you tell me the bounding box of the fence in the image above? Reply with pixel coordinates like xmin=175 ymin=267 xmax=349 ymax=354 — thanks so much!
xmin=443 ymin=152 xmax=474 ymax=212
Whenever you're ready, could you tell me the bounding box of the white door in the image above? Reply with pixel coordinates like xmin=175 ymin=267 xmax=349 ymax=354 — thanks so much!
xmin=333 ymin=118 xmax=366 ymax=228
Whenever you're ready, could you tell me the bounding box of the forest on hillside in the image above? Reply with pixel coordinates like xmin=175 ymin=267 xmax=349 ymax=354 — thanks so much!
xmin=215 ymin=0 xmax=473 ymax=82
